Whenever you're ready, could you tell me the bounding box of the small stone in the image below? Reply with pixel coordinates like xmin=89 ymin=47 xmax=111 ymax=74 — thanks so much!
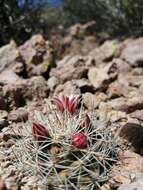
xmin=83 ymin=92 xmax=107 ymax=110
xmin=8 ymin=108 xmax=28 ymax=123
xmin=88 ymin=62 xmax=118 ymax=90
xmin=0 ymin=70 xmax=20 ymax=84
xmin=129 ymin=109 xmax=143 ymax=121
xmin=54 ymin=80 xmax=80 ymax=96
xmin=107 ymin=82 xmax=128 ymax=98
xmin=0 ymin=40 xmax=20 ymax=73
xmin=47 ymin=76 xmax=59 ymax=91
xmin=89 ymin=40 xmax=118 ymax=64
xmin=118 ymin=177 xmax=143 ymax=190
xmin=112 ymin=151 xmax=143 ymax=187
xmin=50 ymin=54 xmax=88 ymax=83
xmin=120 ymin=38 xmax=143 ymax=66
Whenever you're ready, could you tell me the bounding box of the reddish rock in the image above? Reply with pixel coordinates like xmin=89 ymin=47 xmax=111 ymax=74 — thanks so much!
xmin=89 ymin=40 xmax=119 ymax=64
xmin=106 ymin=87 xmax=143 ymax=113
xmin=19 ymin=34 xmax=46 ymax=65
xmin=129 ymin=110 xmax=143 ymax=121
xmin=112 ymin=58 xmax=131 ymax=74
xmin=2 ymin=76 xmax=49 ymax=109
xmin=107 ymin=82 xmax=128 ymax=98
xmin=54 ymin=81 xmax=80 ymax=96
xmin=88 ymin=62 xmax=118 ymax=90
xmin=120 ymin=38 xmax=143 ymax=66
xmin=50 ymin=55 xmax=88 ymax=83
xmin=0 ymin=70 xmax=20 ymax=84
xmin=19 ymin=35 xmax=55 ymax=77
xmin=112 ymin=151 xmax=143 ymax=188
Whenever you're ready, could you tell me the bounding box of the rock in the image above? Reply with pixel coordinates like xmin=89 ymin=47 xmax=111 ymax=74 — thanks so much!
xmin=125 ymin=74 xmax=143 ymax=87
xmin=112 ymin=151 xmax=143 ymax=188
xmin=118 ymin=177 xmax=143 ymax=190
xmin=107 ymin=81 xmax=129 ymax=98
xmin=131 ymin=67 xmax=143 ymax=75
xmin=120 ymin=38 xmax=143 ymax=66
xmin=0 ymin=70 xmax=20 ymax=84
xmin=60 ymin=35 xmax=97 ymax=57
xmin=0 ymin=40 xmax=20 ymax=73
xmin=82 ymin=93 xmax=97 ymax=110
xmin=21 ymin=176 xmax=40 ymax=190
xmin=105 ymin=97 xmax=131 ymax=113
xmin=88 ymin=62 xmax=118 ymax=90
xmin=98 ymin=102 xmax=127 ymax=122
xmin=80 ymin=36 xmax=97 ymax=55
xmin=8 ymin=108 xmax=28 ymax=123
xmin=83 ymin=92 xmax=107 ymax=110
xmin=19 ymin=34 xmax=46 ymax=65
xmin=89 ymin=40 xmax=118 ymax=64
xmin=21 ymin=76 xmax=49 ymax=101
xmin=26 ymin=63 xmax=46 ymax=76
xmin=54 ymin=80 xmax=80 ymax=96
xmin=112 ymin=58 xmax=131 ymax=74
xmin=19 ymin=35 xmax=55 ymax=77
xmin=47 ymin=76 xmax=59 ymax=91
xmin=2 ymin=76 xmax=49 ymax=109
xmin=100 ymin=183 xmax=111 ymax=190
xmin=129 ymin=110 xmax=143 ymax=121
xmin=50 ymin=55 xmax=88 ymax=83
xmin=2 ymin=83 xmax=25 ymax=109
xmin=74 ymin=79 xmax=95 ymax=93
xmin=106 ymin=87 xmax=143 ymax=113
xmin=68 ymin=21 xmax=96 ymax=38
xmin=2 ymin=175 xmax=18 ymax=190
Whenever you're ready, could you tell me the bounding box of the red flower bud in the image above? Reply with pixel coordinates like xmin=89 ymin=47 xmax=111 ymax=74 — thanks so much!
xmin=32 ymin=123 xmax=49 ymax=141
xmin=72 ymin=133 xmax=88 ymax=149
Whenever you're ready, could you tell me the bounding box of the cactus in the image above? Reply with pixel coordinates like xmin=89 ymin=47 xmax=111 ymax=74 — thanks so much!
xmin=2 ymin=96 xmax=118 ymax=189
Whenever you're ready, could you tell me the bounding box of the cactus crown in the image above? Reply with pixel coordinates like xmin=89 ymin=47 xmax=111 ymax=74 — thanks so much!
xmin=1 ymin=96 xmax=118 ymax=189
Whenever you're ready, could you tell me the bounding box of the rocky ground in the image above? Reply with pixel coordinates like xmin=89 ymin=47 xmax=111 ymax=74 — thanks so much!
xmin=0 ymin=22 xmax=143 ymax=189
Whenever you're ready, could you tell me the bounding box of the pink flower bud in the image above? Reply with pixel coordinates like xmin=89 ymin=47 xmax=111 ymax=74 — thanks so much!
xmin=72 ymin=133 xmax=88 ymax=149
xmin=32 ymin=123 xmax=49 ymax=141
xmin=53 ymin=95 xmax=80 ymax=114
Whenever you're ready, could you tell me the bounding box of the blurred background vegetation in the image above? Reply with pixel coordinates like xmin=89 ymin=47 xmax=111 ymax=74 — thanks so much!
xmin=0 ymin=0 xmax=143 ymax=46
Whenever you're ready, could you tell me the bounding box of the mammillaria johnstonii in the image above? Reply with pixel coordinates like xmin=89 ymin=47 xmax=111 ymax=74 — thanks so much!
xmin=6 ymin=95 xmax=118 ymax=189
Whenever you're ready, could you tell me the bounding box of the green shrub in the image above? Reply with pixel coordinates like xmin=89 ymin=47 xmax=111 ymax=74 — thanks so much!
xmin=1 ymin=0 xmax=143 ymax=46
xmin=63 ymin=0 xmax=143 ymax=36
